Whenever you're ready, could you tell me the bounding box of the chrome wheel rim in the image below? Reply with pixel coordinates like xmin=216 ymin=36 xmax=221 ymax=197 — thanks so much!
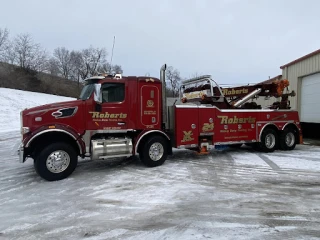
xmin=149 ymin=142 xmax=164 ymax=161
xmin=285 ymin=132 xmax=295 ymax=147
xmin=265 ymin=133 xmax=276 ymax=149
xmin=46 ymin=150 xmax=70 ymax=173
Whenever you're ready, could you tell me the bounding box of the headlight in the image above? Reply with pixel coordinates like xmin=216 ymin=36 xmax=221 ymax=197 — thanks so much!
xmin=21 ymin=127 xmax=30 ymax=135
xmin=20 ymin=111 xmax=23 ymax=128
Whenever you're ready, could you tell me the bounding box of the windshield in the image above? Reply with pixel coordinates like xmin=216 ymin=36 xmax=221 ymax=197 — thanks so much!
xmin=79 ymin=84 xmax=95 ymax=100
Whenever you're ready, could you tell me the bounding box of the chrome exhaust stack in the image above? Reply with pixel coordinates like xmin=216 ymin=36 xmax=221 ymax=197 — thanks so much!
xmin=160 ymin=64 xmax=167 ymax=129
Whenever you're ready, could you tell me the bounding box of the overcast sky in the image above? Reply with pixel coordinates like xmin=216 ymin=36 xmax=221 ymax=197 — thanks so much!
xmin=1 ymin=0 xmax=319 ymax=84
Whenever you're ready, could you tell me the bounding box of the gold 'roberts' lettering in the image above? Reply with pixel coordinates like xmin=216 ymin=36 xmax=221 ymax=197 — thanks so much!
xmin=89 ymin=112 xmax=127 ymax=119
xmin=222 ymin=88 xmax=249 ymax=96
xmin=217 ymin=115 xmax=256 ymax=124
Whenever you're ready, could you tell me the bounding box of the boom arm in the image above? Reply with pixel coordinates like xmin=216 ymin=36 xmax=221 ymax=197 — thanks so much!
xmin=180 ymin=76 xmax=296 ymax=109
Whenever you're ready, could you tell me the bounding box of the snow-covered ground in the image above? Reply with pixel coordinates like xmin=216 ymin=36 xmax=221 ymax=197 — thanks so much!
xmin=0 ymin=88 xmax=74 ymax=133
xmin=1 ymin=88 xmax=320 ymax=240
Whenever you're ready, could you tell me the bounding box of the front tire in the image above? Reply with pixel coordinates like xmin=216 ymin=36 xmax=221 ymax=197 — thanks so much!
xmin=258 ymin=128 xmax=278 ymax=153
xmin=34 ymin=142 xmax=78 ymax=181
xmin=140 ymin=136 xmax=168 ymax=167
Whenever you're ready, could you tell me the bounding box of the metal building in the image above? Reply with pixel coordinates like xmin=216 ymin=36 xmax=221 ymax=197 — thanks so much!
xmin=257 ymin=49 xmax=320 ymax=138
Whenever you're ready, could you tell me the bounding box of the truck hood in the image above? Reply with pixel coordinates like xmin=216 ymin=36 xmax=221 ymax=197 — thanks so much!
xmin=21 ymin=99 xmax=85 ymax=133
xmin=23 ymin=100 xmax=82 ymax=116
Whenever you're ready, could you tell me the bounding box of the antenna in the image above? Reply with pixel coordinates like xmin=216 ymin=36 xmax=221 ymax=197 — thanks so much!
xmin=110 ymin=36 xmax=116 ymax=66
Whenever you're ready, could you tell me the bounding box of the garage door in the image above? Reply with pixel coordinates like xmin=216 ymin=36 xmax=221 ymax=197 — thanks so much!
xmin=301 ymin=73 xmax=320 ymax=123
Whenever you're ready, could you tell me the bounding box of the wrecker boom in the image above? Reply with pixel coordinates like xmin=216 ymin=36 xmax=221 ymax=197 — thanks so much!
xmin=180 ymin=76 xmax=296 ymax=110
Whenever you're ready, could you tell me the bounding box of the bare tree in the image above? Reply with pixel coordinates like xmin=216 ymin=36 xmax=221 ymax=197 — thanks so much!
xmin=96 ymin=63 xmax=123 ymax=75
xmin=53 ymin=47 xmax=72 ymax=79
xmin=0 ymin=28 xmax=9 ymax=60
xmin=7 ymin=33 xmax=48 ymax=72
xmin=166 ymin=66 xmax=181 ymax=97
xmin=88 ymin=47 xmax=107 ymax=76
xmin=96 ymin=62 xmax=112 ymax=74
xmin=32 ymin=47 xmax=48 ymax=72
xmin=76 ymin=46 xmax=107 ymax=79
xmin=46 ymin=58 xmax=60 ymax=76
xmin=69 ymin=50 xmax=83 ymax=85
xmin=1 ymin=28 xmax=123 ymax=83
xmin=112 ymin=64 xmax=123 ymax=74
xmin=54 ymin=46 xmax=122 ymax=83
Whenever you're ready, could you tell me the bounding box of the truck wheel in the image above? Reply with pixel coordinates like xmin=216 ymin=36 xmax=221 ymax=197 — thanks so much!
xmin=34 ymin=142 xmax=78 ymax=181
xmin=279 ymin=128 xmax=296 ymax=151
xmin=258 ymin=128 xmax=278 ymax=153
xmin=140 ymin=136 xmax=168 ymax=167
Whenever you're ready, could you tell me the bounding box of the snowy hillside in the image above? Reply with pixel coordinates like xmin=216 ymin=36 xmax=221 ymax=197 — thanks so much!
xmin=0 ymin=88 xmax=75 ymax=133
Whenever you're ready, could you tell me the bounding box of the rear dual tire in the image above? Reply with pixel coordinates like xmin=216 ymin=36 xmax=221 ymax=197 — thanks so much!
xmin=258 ymin=127 xmax=297 ymax=152
xmin=279 ymin=128 xmax=297 ymax=150
xmin=258 ymin=128 xmax=278 ymax=152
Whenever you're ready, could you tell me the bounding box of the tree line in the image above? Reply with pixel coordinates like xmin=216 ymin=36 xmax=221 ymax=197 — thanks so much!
xmin=0 ymin=27 xmax=199 ymax=97
xmin=0 ymin=27 xmax=122 ymax=85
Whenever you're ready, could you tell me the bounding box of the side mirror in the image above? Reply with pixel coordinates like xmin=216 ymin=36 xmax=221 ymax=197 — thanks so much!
xmin=93 ymin=83 xmax=102 ymax=104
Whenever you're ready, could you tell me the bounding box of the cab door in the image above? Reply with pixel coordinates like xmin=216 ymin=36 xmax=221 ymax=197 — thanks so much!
xmin=87 ymin=81 xmax=129 ymax=131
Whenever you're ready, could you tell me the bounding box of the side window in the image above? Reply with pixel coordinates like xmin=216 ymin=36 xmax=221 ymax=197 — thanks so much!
xmin=101 ymin=83 xmax=125 ymax=103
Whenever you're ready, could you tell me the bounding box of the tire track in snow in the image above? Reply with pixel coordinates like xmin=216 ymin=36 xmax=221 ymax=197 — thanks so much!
xmin=258 ymin=153 xmax=281 ymax=171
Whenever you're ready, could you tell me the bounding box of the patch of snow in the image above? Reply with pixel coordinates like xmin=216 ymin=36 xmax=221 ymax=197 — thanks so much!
xmin=84 ymin=229 xmax=128 ymax=240
xmin=45 ymin=226 xmax=77 ymax=235
xmin=3 ymin=223 xmax=37 ymax=233
xmin=267 ymin=154 xmax=320 ymax=171
xmin=0 ymin=88 xmax=74 ymax=133
xmin=230 ymin=151 xmax=270 ymax=167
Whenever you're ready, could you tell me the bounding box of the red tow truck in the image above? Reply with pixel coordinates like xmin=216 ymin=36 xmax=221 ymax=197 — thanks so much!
xmin=18 ymin=64 xmax=303 ymax=181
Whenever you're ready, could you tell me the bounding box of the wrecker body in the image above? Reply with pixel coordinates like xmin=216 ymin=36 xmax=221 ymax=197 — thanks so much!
xmin=18 ymin=64 xmax=303 ymax=181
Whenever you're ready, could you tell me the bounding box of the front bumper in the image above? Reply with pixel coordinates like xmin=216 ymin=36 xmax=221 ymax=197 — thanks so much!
xmin=17 ymin=143 xmax=25 ymax=163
